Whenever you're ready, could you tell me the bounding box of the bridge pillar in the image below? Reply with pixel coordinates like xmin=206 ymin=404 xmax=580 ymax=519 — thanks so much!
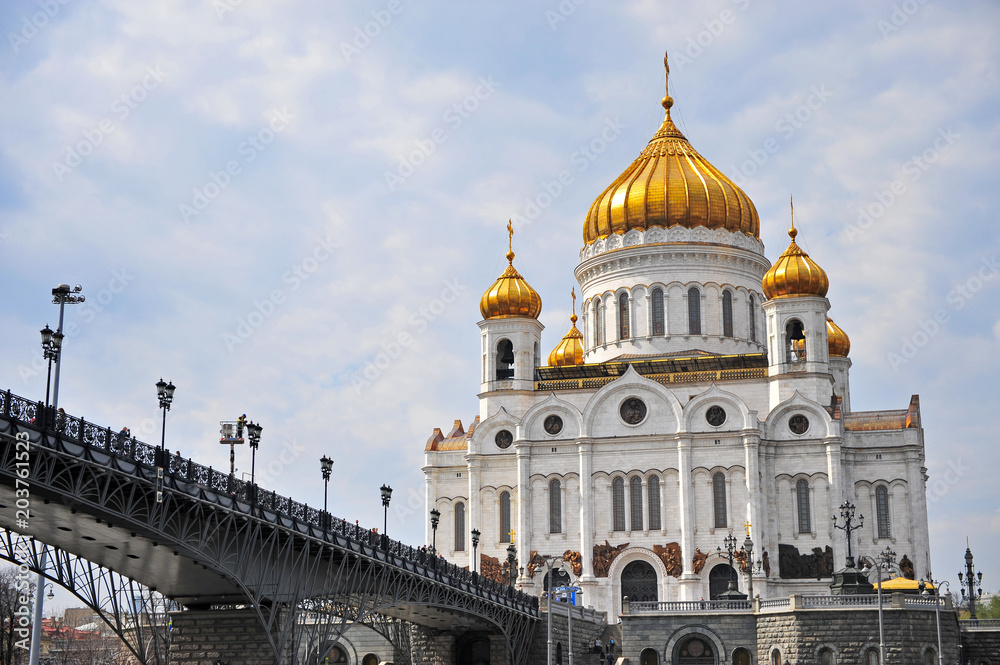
xmin=169 ymin=608 xmax=289 ymax=665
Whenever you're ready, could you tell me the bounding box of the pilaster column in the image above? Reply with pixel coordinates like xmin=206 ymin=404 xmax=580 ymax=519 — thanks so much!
xmin=468 ymin=457 xmax=482 ymax=571
xmin=578 ymin=440 xmax=595 ymax=580
xmin=825 ymin=437 xmax=845 ymax=566
xmin=515 ymin=442 xmax=531 ymax=576
xmin=677 ymin=437 xmax=697 ymax=588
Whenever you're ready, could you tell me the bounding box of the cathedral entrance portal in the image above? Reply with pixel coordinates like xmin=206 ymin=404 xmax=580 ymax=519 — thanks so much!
xmin=708 ymin=563 xmax=738 ymax=600
xmin=620 ymin=560 xmax=658 ymax=604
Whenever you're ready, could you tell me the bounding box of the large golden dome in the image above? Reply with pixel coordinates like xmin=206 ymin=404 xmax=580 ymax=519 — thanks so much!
xmin=827 ymin=317 xmax=851 ymax=358
xmin=548 ymin=291 xmax=584 ymax=366
xmin=582 ymin=53 xmax=759 ymax=245
xmin=480 ymin=224 xmax=542 ymax=320
xmin=762 ymin=226 xmax=829 ymax=300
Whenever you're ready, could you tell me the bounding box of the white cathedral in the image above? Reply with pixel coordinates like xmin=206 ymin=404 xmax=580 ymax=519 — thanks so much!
xmin=422 ymin=57 xmax=930 ymax=618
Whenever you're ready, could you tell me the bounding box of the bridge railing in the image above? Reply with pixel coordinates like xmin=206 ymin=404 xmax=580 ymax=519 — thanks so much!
xmin=0 ymin=389 xmax=539 ymax=615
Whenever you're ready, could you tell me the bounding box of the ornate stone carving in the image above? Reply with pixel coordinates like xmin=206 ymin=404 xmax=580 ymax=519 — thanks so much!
xmin=777 ymin=544 xmax=834 ymax=579
xmin=525 ymin=550 xmax=547 ymax=578
xmin=899 ymin=554 xmax=915 ymax=580
xmin=480 ymin=554 xmax=503 ymax=584
xmin=762 ymin=550 xmax=771 ymax=578
xmin=653 ymin=542 xmax=683 ymax=578
xmin=593 ymin=540 xmax=629 ymax=578
xmin=692 ymin=548 xmax=708 ymax=575
xmin=562 ymin=550 xmax=583 ymax=578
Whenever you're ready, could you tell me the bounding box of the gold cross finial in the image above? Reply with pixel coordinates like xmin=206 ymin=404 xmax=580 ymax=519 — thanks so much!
xmin=507 ymin=220 xmax=514 ymax=251
xmin=571 ymin=288 xmax=576 ymax=316
xmin=744 ymin=521 xmax=752 ymax=537
xmin=789 ymin=195 xmax=798 ymax=240
xmin=662 ymin=51 xmax=674 ymax=113
xmin=508 ymin=528 xmax=516 ymax=540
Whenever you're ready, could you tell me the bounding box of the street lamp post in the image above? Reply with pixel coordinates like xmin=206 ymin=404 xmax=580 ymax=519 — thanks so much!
xmin=39 ymin=325 xmax=63 ymax=417
xmin=320 ymin=456 xmax=333 ymax=532
xmin=539 ymin=554 xmax=569 ymax=665
xmin=380 ymin=484 xmax=392 ymax=537
xmin=958 ymin=542 xmax=983 ymax=619
xmin=48 ymin=284 xmax=85 ymax=413
xmin=506 ymin=544 xmax=517 ymax=587
xmin=742 ymin=532 xmax=756 ymax=601
xmin=246 ymin=421 xmax=262 ymax=502
xmin=921 ymin=578 xmax=950 ymax=665
xmin=155 ymin=379 xmax=176 ymax=504
xmin=718 ymin=533 xmax=740 ymax=594
xmin=471 ymin=528 xmax=481 ymax=574
xmin=429 ymin=509 xmax=440 ymax=555
xmin=860 ymin=545 xmax=896 ymax=665
xmin=832 ymin=500 xmax=864 ymax=567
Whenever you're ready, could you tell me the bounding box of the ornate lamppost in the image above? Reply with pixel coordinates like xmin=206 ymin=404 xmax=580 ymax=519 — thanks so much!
xmin=833 ymin=501 xmax=863 ymax=566
xmin=380 ymin=484 xmax=392 ymax=537
xmin=717 ymin=533 xmax=747 ymax=600
xmin=505 ymin=543 xmax=517 ymax=587
xmin=320 ymin=455 xmax=333 ymax=532
xmin=958 ymin=542 xmax=983 ymax=619
xmin=471 ymin=528 xmax=481 ymax=574
xmin=39 ymin=325 xmax=63 ymax=416
xmin=429 ymin=509 xmax=440 ymax=556
xmin=246 ymin=421 xmax=261 ymax=502
xmin=920 ymin=578 xmax=950 ymax=665
xmin=741 ymin=529 xmax=761 ymax=601
xmin=155 ymin=379 xmax=176 ymax=503
xmin=860 ymin=545 xmax=896 ymax=665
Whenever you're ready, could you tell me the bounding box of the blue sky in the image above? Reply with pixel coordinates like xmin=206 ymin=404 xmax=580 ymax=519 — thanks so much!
xmin=1 ymin=0 xmax=998 ymax=607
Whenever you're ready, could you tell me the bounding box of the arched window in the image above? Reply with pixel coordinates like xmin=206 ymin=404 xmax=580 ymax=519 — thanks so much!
xmin=618 ymin=292 xmax=630 ymax=340
xmin=749 ymin=294 xmax=757 ymax=342
xmin=651 ymin=288 xmax=665 ymax=336
xmin=595 ymin=299 xmax=605 ymax=346
xmin=819 ymin=648 xmax=835 ymax=665
xmin=549 ymin=479 xmax=561 ymax=534
xmin=454 ymin=502 xmax=465 ymax=551
xmin=612 ymin=477 xmax=625 ymax=532
xmin=499 ymin=491 xmax=511 ymax=542
xmin=796 ymin=479 xmax=811 ymax=533
xmin=630 ymin=476 xmax=643 ymax=531
xmin=362 ymin=655 xmax=379 ymax=665
xmin=876 ymin=485 xmax=891 ymax=538
xmin=556 ymin=642 xmax=563 ymax=665
xmin=496 ymin=339 xmax=514 ymax=379
xmin=771 ymin=649 xmax=782 ymax=665
xmin=647 ymin=476 xmax=661 ymax=531
xmin=866 ymin=648 xmax=880 ymax=665
xmin=924 ymin=650 xmax=935 ymax=665
xmin=722 ymin=291 xmax=734 ymax=337
xmin=713 ymin=472 xmax=727 ymax=528
xmin=733 ymin=648 xmax=752 ymax=665
xmin=640 ymin=647 xmax=660 ymax=665
xmin=786 ymin=319 xmax=805 ymax=362
xmin=688 ymin=287 xmax=701 ymax=335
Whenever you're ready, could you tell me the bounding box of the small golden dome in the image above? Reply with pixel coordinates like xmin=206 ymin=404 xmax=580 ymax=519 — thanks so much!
xmin=827 ymin=318 xmax=851 ymax=358
xmin=582 ymin=52 xmax=759 ymax=245
xmin=762 ymin=224 xmax=829 ymax=300
xmin=548 ymin=290 xmax=584 ymax=366
xmin=480 ymin=223 xmax=542 ymax=320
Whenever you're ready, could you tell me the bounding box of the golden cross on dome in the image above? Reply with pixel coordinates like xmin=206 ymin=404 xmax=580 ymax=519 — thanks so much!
xmin=508 ymin=528 xmax=516 ymax=541
xmin=571 ymin=288 xmax=576 ymax=316
xmin=663 ymin=51 xmax=669 ymax=94
xmin=744 ymin=520 xmax=752 ymax=537
xmin=507 ymin=220 xmax=514 ymax=252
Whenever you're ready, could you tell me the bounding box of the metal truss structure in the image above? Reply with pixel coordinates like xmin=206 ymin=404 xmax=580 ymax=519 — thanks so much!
xmin=0 ymin=528 xmax=172 ymax=664
xmin=0 ymin=389 xmax=538 ymax=664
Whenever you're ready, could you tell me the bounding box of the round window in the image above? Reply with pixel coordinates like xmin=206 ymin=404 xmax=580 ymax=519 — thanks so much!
xmin=495 ymin=429 xmax=513 ymax=449
xmin=543 ymin=415 xmax=563 ymax=435
xmin=789 ymin=414 xmax=809 ymax=435
xmin=620 ymin=397 xmax=647 ymax=425
xmin=706 ymin=405 xmax=727 ymax=427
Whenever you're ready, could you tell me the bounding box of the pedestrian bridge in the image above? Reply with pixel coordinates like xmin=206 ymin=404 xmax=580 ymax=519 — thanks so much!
xmin=0 ymin=389 xmax=538 ymax=664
